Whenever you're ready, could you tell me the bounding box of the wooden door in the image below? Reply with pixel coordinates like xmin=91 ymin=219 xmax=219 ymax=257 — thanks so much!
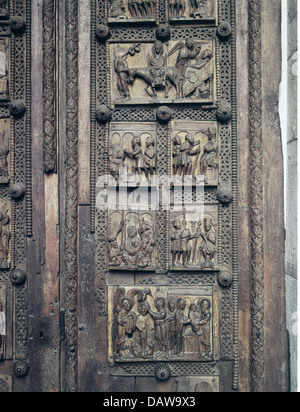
xmin=0 ymin=0 xmax=289 ymax=392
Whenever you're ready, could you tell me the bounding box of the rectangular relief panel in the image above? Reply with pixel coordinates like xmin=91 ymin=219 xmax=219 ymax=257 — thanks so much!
xmin=109 ymin=122 xmax=157 ymax=184
xmin=0 ymin=200 xmax=11 ymax=269
xmin=0 ymin=36 xmax=9 ymax=101
xmin=170 ymin=204 xmax=218 ymax=271
xmin=0 ymin=283 xmax=12 ymax=362
xmin=168 ymin=0 xmax=218 ymax=24
xmin=171 ymin=120 xmax=219 ymax=186
xmin=108 ymin=286 xmax=218 ymax=363
xmin=108 ymin=0 xmax=158 ymax=24
xmin=0 ymin=1 xmax=9 ymax=20
xmin=0 ymin=118 xmax=10 ymax=185
xmin=110 ymin=40 xmax=215 ymax=105
xmin=108 ymin=210 xmax=156 ymax=271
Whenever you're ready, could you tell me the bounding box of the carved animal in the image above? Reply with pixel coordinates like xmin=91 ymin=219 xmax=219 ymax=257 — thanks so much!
xmin=129 ymin=66 xmax=180 ymax=99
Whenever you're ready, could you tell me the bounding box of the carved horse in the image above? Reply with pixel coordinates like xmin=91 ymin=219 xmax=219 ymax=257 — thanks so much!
xmin=129 ymin=66 xmax=180 ymax=99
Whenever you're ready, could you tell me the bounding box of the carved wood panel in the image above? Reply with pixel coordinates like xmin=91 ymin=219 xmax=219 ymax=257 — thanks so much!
xmin=0 ymin=0 xmax=31 ymax=387
xmin=91 ymin=0 xmax=238 ymax=393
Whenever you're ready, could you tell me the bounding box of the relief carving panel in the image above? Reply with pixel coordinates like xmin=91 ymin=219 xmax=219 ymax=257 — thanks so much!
xmin=110 ymin=39 xmax=215 ymax=105
xmin=172 ymin=120 xmax=218 ymax=185
xmin=110 ymin=122 xmax=157 ymax=183
xmin=0 ymin=1 xmax=9 ymax=20
xmin=108 ymin=286 xmax=217 ymax=363
xmin=0 ymin=37 xmax=9 ymax=101
xmin=170 ymin=205 xmax=218 ymax=270
xmin=0 ymin=201 xmax=10 ymax=269
xmin=169 ymin=0 xmax=217 ymax=23
xmin=108 ymin=211 xmax=156 ymax=271
xmin=108 ymin=0 xmax=157 ymax=22
xmin=0 ymin=119 xmax=9 ymax=184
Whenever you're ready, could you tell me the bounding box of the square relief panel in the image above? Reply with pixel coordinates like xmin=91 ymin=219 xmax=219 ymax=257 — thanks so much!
xmin=170 ymin=204 xmax=218 ymax=271
xmin=171 ymin=120 xmax=218 ymax=186
xmin=108 ymin=210 xmax=156 ymax=271
xmin=109 ymin=122 xmax=157 ymax=184
xmin=110 ymin=39 xmax=215 ymax=105
xmin=108 ymin=286 xmax=218 ymax=363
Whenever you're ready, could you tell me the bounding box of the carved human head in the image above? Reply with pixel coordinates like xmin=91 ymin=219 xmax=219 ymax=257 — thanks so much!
xmin=155 ymin=297 xmax=166 ymax=310
xmin=204 ymin=217 xmax=213 ymax=231
xmin=132 ymin=135 xmax=141 ymax=147
xmin=174 ymin=219 xmax=182 ymax=230
xmin=121 ymin=298 xmax=132 ymax=312
xmin=200 ymin=299 xmax=211 ymax=312
xmin=186 ymin=38 xmax=194 ymax=50
xmin=168 ymin=300 xmax=176 ymax=312
xmin=186 ymin=133 xmax=194 ymax=143
xmin=177 ymin=298 xmax=186 ymax=311
xmin=138 ymin=301 xmax=150 ymax=317
xmin=189 ymin=304 xmax=197 ymax=313
xmin=154 ymin=40 xmax=163 ymax=55
xmin=128 ymin=225 xmax=137 ymax=238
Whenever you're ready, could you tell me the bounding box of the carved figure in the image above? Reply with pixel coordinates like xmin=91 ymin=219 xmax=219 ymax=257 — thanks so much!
xmin=110 ymin=0 xmax=126 ymax=18
xmin=174 ymin=298 xmax=190 ymax=355
xmin=0 ymin=300 xmax=5 ymax=361
xmin=130 ymin=41 xmax=180 ymax=99
xmin=199 ymin=217 xmax=216 ymax=269
xmin=168 ymin=39 xmax=201 ymax=97
xmin=0 ymin=204 xmax=10 ymax=268
xmin=172 ymin=134 xmax=182 ymax=175
xmin=166 ymin=300 xmax=177 ymax=357
xmin=134 ymin=301 xmax=155 ymax=359
xmin=0 ymin=130 xmax=9 ymax=183
xmin=148 ymin=297 xmax=169 ymax=355
xmin=182 ymin=48 xmax=213 ymax=99
xmin=114 ymin=44 xmax=140 ymax=101
xmin=199 ymin=299 xmax=212 ymax=358
xmin=115 ymin=289 xmax=137 ymax=358
xmin=177 ymin=133 xmax=200 ymax=177
xmin=109 ymin=142 xmax=126 ymax=182
xmin=200 ymin=127 xmax=218 ymax=184
xmin=124 ymin=135 xmax=144 ymax=176
xmin=143 ymin=135 xmax=156 ymax=180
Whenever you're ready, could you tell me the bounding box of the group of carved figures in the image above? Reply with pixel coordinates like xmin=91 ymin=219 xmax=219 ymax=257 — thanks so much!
xmin=109 ymin=0 xmax=215 ymax=20
xmin=115 ymin=288 xmax=212 ymax=361
xmin=0 ymin=300 xmax=4 ymax=360
xmin=170 ymin=0 xmax=215 ymax=19
xmin=110 ymin=134 xmax=156 ymax=182
xmin=114 ymin=39 xmax=213 ymax=101
xmin=173 ymin=127 xmax=217 ymax=183
xmin=109 ymin=213 xmax=155 ymax=270
xmin=171 ymin=214 xmax=216 ymax=269
xmin=110 ymin=0 xmax=156 ymax=19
